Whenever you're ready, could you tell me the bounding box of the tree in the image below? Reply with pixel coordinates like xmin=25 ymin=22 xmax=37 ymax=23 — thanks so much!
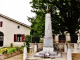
xmin=28 ymin=14 xmax=45 ymax=38
xmin=28 ymin=0 xmax=80 ymax=43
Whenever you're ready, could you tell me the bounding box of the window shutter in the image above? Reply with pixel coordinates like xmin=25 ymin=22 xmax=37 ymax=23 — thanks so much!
xmin=22 ymin=34 xmax=25 ymax=42
xmin=1 ymin=21 xmax=3 ymax=27
xmin=14 ymin=34 xmax=17 ymax=42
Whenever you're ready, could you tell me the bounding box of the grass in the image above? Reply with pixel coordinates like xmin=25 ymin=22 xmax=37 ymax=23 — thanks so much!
xmin=0 ymin=47 xmax=17 ymax=54
xmin=0 ymin=46 xmax=25 ymax=54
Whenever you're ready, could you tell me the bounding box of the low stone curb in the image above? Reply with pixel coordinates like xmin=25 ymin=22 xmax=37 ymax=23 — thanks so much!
xmin=4 ymin=50 xmax=22 ymax=59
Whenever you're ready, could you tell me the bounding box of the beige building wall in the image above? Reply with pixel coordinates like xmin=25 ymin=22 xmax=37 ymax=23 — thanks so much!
xmin=0 ymin=16 xmax=30 ymax=47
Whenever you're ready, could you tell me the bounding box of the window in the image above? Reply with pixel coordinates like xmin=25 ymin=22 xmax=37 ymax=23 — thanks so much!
xmin=14 ymin=34 xmax=25 ymax=42
xmin=17 ymin=26 xmax=20 ymax=29
xmin=0 ymin=21 xmax=3 ymax=27
xmin=17 ymin=34 xmax=22 ymax=42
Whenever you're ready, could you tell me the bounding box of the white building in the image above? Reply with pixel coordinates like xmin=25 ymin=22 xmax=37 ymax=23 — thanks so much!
xmin=0 ymin=13 xmax=30 ymax=47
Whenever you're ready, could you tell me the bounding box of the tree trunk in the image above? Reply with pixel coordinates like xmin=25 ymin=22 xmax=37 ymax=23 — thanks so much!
xmin=70 ymin=34 xmax=78 ymax=43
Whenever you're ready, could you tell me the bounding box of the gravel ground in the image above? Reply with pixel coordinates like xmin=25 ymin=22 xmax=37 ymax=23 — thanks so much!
xmin=4 ymin=54 xmax=23 ymax=60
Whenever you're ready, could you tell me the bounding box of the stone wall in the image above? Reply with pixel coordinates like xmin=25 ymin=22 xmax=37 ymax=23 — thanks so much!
xmin=29 ymin=43 xmax=43 ymax=53
xmin=29 ymin=43 xmax=79 ymax=53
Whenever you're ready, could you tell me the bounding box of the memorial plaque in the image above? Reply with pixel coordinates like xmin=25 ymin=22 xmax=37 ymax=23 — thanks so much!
xmin=43 ymin=36 xmax=53 ymax=47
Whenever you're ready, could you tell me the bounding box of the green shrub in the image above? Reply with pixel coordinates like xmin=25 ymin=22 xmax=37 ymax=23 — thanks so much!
xmin=8 ymin=49 xmax=13 ymax=53
xmin=13 ymin=48 xmax=16 ymax=52
xmin=23 ymin=35 xmax=31 ymax=48
xmin=1 ymin=48 xmax=8 ymax=54
xmin=15 ymin=47 xmax=21 ymax=51
xmin=8 ymin=48 xmax=16 ymax=53
xmin=21 ymin=46 xmax=24 ymax=47
xmin=10 ymin=43 xmax=13 ymax=48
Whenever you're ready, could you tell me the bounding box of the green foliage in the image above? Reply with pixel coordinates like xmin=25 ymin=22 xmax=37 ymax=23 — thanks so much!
xmin=20 ymin=46 xmax=24 ymax=52
xmin=10 ymin=43 xmax=13 ymax=48
xmin=28 ymin=16 xmax=45 ymax=38
xmin=32 ymin=37 xmax=40 ymax=43
xmin=1 ymin=47 xmax=17 ymax=54
xmin=12 ymin=48 xmax=16 ymax=52
xmin=28 ymin=0 xmax=80 ymax=43
xmin=39 ymin=39 xmax=43 ymax=43
xmin=23 ymin=35 xmax=31 ymax=48
xmin=0 ymin=47 xmax=24 ymax=54
xmin=8 ymin=49 xmax=13 ymax=53
xmin=8 ymin=48 xmax=16 ymax=53
xmin=15 ymin=47 xmax=21 ymax=51
xmin=1 ymin=48 xmax=8 ymax=54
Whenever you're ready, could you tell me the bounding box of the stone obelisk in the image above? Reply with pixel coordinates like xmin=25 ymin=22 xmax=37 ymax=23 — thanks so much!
xmin=43 ymin=6 xmax=53 ymax=52
xmin=34 ymin=6 xmax=61 ymax=58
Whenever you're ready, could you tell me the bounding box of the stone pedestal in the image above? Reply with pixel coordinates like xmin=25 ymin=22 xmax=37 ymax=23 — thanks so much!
xmin=77 ymin=34 xmax=80 ymax=43
xmin=55 ymin=35 xmax=59 ymax=43
xmin=66 ymin=33 xmax=71 ymax=42
xmin=34 ymin=45 xmax=37 ymax=52
xmin=23 ymin=47 xmax=27 ymax=60
xmin=43 ymin=36 xmax=53 ymax=52
xmin=67 ymin=48 xmax=72 ymax=60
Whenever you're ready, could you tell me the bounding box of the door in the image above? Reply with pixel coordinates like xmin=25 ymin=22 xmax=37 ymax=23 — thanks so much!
xmin=0 ymin=32 xmax=4 ymax=46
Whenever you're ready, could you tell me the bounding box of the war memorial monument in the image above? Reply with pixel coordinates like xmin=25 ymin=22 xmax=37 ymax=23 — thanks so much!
xmin=34 ymin=6 xmax=61 ymax=58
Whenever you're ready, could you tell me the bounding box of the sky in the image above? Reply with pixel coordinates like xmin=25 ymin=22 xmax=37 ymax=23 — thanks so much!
xmin=0 ymin=0 xmax=36 ymax=26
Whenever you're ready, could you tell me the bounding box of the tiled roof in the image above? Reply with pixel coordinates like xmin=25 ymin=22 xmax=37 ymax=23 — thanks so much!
xmin=0 ymin=13 xmax=30 ymax=28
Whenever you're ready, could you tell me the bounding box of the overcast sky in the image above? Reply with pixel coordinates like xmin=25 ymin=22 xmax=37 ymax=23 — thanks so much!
xmin=0 ymin=0 xmax=36 ymax=26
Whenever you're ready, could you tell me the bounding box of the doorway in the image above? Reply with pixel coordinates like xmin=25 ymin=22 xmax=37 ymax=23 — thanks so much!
xmin=0 ymin=32 xmax=4 ymax=46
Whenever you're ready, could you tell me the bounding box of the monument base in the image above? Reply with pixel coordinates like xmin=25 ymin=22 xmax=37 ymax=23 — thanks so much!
xmin=34 ymin=50 xmax=61 ymax=58
xmin=43 ymin=47 xmax=54 ymax=52
xmin=34 ymin=35 xmax=61 ymax=58
xmin=43 ymin=36 xmax=53 ymax=47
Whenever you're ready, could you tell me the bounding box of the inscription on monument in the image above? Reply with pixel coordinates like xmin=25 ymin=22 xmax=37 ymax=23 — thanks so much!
xmin=43 ymin=37 xmax=53 ymax=47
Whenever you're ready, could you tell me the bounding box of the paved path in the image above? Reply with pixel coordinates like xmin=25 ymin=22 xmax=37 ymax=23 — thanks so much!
xmin=4 ymin=53 xmax=31 ymax=60
xmin=3 ymin=52 xmax=67 ymax=60
xmin=4 ymin=54 xmax=23 ymax=60
xmin=26 ymin=52 xmax=67 ymax=60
